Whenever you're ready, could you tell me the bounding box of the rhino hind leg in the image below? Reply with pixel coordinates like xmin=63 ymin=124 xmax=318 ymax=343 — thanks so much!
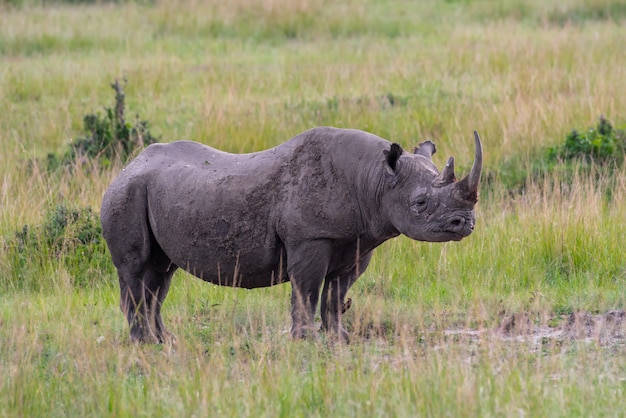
xmin=144 ymin=264 xmax=177 ymax=343
xmin=119 ymin=261 xmax=177 ymax=344
xmin=102 ymin=182 xmax=178 ymax=343
xmin=112 ymin=220 xmax=177 ymax=343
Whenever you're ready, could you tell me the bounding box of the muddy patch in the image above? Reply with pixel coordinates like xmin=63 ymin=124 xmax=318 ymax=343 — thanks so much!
xmin=559 ymin=310 xmax=626 ymax=344
xmin=446 ymin=310 xmax=626 ymax=348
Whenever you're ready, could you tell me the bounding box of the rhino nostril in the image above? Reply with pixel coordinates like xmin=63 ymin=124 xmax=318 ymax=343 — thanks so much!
xmin=449 ymin=217 xmax=465 ymax=229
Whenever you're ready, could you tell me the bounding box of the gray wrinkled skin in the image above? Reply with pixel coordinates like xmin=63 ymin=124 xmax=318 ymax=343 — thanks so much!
xmin=100 ymin=126 xmax=483 ymax=343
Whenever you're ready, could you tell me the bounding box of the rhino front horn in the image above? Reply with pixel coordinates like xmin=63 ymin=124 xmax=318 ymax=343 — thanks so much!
xmin=455 ymin=131 xmax=483 ymax=202
xmin=468 ymin=130 xmax=483 ymax=192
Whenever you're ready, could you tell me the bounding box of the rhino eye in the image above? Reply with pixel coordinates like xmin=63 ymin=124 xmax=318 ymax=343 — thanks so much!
xmin=411 ymin=198 xmax=428 ymax=212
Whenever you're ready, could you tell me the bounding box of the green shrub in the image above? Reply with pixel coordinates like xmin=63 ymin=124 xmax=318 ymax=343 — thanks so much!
xmin=486 ymin=117 xmax=625 ymax=196
xmin=549 ymin=116 xmax=626 ymax=165
xmin=4 ymin=203 xmax=113 ymax=291
xmin=46 ymin=79 xmax=158 ymax=171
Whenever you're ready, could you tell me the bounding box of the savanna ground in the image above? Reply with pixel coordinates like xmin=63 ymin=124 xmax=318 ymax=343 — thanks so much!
xmin=2 ymin=0 xmax=626 ymax=416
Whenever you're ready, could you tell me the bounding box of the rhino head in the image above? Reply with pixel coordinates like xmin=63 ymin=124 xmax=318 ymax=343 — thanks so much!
xmin=381 ymin=131 xmax=483 ymax=242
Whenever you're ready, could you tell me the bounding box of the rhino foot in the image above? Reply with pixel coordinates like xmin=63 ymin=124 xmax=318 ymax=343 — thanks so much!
xmin=129 ymin=323 xmax=177 ymax=345
xmin=290 ymin=325 xmax=319 ymax=340
xmin=130 ymin=331 xmax=160 ymax=344
xmin=130 ymin=331 xmax=177 ymax=345
xmin=320 ymin=325 xmax=350 ymax=344
xmin=157 ymin=330 xmax=177 ymax=346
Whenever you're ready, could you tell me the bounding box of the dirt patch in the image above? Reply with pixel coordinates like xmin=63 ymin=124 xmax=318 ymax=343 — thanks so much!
xmin=496 ymin=312 xmax=534 ymax=336
xmin=559 ymin=310 xmax=626 ymax=344
xmin=442 ymin=310 xmax=626 ymax=348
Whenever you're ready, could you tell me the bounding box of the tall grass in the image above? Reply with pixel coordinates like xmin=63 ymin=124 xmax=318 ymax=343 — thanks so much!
xmin=1 ymin=0 xmax=626 ymax=416
xmin=2 ymin=0 xmax=625 ymax=163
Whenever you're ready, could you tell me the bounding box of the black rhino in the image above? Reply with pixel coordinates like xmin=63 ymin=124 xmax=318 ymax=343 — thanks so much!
xmin=100 ymin=126 xmax=483 ymax=343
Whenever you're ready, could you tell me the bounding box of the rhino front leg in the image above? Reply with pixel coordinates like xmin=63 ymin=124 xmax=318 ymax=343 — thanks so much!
xmin=287 ymin=240 xmax=333 ymax=339
xmin=321 ymin=251 xmax=373 ymax=342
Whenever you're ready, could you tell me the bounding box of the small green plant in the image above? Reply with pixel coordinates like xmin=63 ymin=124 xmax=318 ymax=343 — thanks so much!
xmin=548 ymin=116 xmax=626 ymax=165
xmin=46 ymin=79 xmax=158 ymax=170
xmin=486 ymin=117 xmax=625 ymax=195
xmin=4 ymin=203 xmax=112 ymax=290
xmin=43 ymin=203 xmax=101 ymax=252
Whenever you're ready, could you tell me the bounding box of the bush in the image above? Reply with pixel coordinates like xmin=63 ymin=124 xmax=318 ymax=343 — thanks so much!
xmin=485 ymin=117 xmax=626 ymax=196
xmin=4 ymin=203 xmax=113 ymax=291
xmin=549 ymin=116 xmax=626 ymax=165
xmin=46 ymin=79 xmax=158 ymax=170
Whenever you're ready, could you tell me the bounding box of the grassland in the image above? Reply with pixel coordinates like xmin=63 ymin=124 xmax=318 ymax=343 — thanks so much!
xmin=1 ymin=0 xmax=626 ymax=416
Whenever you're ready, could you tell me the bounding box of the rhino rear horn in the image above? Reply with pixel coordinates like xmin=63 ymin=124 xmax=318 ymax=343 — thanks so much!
xmin=433 ymin=157 xmax=456 ymax=186
xmin=454 ymin=131 xmax=483 ymax=202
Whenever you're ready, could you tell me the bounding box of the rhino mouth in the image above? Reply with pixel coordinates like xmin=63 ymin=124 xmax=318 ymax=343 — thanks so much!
xmin=425 ymin=230 xmax=470 ymax=242
xmin=442 ymin=231 xmax=466 ymax=241
xmin=433 ymin=223 xmax=474 ymax=241
xmin=449 ymin=232 xmax=467 ymax=241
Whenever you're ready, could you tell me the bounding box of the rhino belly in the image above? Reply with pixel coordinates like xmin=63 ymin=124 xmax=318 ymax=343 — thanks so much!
xmin=174 ymin=244 xmax=289 ymax=289
xmin=148 ymin=206 xmax=288 ymax=288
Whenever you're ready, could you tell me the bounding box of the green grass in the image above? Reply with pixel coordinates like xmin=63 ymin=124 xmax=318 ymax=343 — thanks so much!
xmin=2 ymin=0 xmax=626 ymax=416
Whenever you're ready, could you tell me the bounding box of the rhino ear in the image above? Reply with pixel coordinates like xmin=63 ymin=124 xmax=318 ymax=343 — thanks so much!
xmin=383 ymin=143 xmax=403 ymax=175
xmin=413 ymin=140 xmax=436 ymax=158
